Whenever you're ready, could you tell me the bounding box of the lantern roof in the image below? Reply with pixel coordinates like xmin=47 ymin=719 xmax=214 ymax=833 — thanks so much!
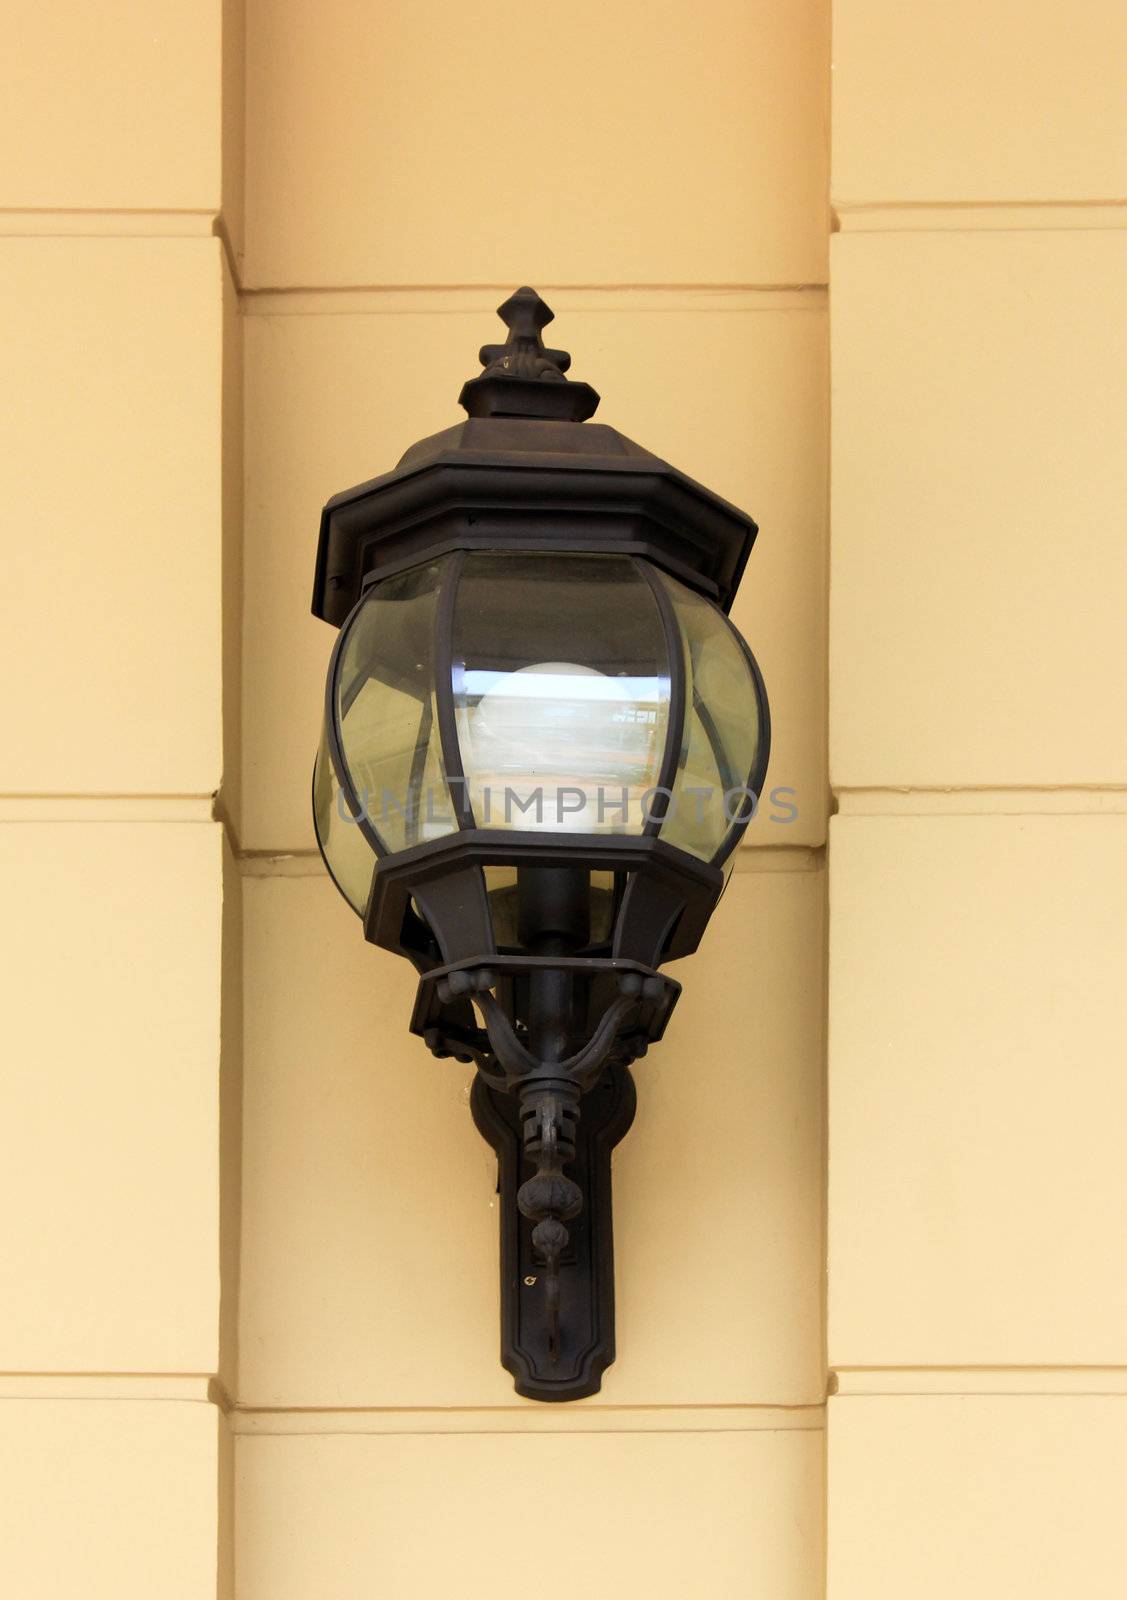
xmin=312 ymin=288 xmax=758 ymax=626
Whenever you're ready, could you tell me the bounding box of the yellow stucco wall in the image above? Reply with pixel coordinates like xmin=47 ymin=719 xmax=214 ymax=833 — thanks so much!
xmin=827 ymin=5 xmax=1127 ymax=1596
xmin=4 ymin=2 xmax=1123 ymax=1596
xmin=2 ymin=1 xmax=240 ymax=1592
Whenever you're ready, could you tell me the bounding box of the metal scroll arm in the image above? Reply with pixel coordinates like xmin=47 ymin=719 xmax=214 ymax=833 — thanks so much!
xmin=472 ymin=986 xmax=638 ymax=1091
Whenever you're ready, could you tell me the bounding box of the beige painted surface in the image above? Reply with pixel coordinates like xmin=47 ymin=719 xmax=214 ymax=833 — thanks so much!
xmin=832 ymin=4 xmax=1126 ymax=1598
xmin=1 ymin=1 xmax=222 ymax=211
xmin=3 ymin=0 xmax=236 ymax=1595
xmin=829 ymin=812 xmax=1127 ymax=1367
xmin=0 ymin=822 xmax=223 ymax=1371
xmin=242 ymin=294 xmax=827 ymax=851
xmin=828 ymin=1395 xmax=1127 ymax=1598
xmin=237 ymin=1426 xmax=824 ymax=1600
xmin=0 ymin=236 xmax=224 ymax=795
xmin=830 ymin=229 xmax=1127 ymax=790
xmin=243 ymin=0 xmax=829 ymax=289
xmin=832 ymin=0 xmax=1127 ymax=206
xmin=240 ymin=863 xmax=824 ymax=1408
xmin=0 ymin=1398 xmax=222 ymax=1599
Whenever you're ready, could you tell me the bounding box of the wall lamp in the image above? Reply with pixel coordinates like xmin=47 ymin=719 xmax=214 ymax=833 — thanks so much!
xmin=311 ymin=289 xmax=769 ymax=1399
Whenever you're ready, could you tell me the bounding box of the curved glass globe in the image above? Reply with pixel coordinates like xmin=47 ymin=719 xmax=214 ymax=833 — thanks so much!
xmin=312 ymin=727 xmax=379 ymax=913
xmin=313 ymin=557 xmax=456 ymax=914
xmin=313 ymin=549 xmax=768 ymax=916
xmin=655 ymin=569 xmax=767 ymax=864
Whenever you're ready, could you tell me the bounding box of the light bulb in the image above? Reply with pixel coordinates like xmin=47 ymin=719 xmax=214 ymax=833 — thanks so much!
xmin=459 ymin=660 xmax=664 ymax=832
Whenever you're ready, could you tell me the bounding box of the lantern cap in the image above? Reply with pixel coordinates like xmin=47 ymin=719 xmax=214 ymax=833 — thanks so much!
xmin=458 ymin=288 xmax=601 ymax=422
xmin=312 ymin=288 xmax=758 ymax=626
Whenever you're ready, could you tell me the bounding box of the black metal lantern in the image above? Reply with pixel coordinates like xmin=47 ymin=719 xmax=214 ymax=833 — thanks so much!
xmin=311 ymin=289 xmax=769 ymax=1399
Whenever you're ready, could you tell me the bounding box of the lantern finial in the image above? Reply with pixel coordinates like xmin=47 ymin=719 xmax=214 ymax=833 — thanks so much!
xmin=478 ymin=286 xmax=570 ymax=381
xmin=458 ymin=287 xmax=600 ymax=422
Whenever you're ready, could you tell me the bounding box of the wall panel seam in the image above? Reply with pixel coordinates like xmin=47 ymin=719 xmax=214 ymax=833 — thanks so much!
xmin=230 ymin=1404 xmax=827 ymax=1437
xmin=833 ymin=200 xmax=1127 ymax=234
xmin=239 ymin=285 xmax=828 ymax=317
xmin=834 ymin=787 xmax=1127 ymax=817
xmin=0 ymin=208 xmax=218 ymax=237
xmin=832 ymin=1368 xmax=1127 ymax=1397
xmin=0 ymin=1374 xmax=234 ymax=1409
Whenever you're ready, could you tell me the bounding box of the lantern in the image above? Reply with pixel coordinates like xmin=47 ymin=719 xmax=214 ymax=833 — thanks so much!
xmin=312 ymin=289 xmax=769 ymax=1397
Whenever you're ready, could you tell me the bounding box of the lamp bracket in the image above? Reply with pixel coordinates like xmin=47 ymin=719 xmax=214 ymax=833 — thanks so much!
xmin=471 ymin=1060 xmax=636 ymax=1400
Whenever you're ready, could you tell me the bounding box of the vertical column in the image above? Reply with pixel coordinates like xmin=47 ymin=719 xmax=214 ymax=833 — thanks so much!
xmin=828 ymin=4 xmax=1127 ymax=1595
xmin=235 ymin=3 xmax=829 ymax=1595
xmin=0 ymin=3 xmax=243 ymax=1596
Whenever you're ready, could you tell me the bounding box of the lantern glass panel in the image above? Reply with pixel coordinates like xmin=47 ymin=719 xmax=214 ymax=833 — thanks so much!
xmin=452 ymin=551 xmax=671 ymax=834
xmin=312 ymin=727 xmax=378 ymax=914
xmin=656 ymin=570 xmax=764 ymax=862
xmin=334 ymin=558 xmax=457 ymax=853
